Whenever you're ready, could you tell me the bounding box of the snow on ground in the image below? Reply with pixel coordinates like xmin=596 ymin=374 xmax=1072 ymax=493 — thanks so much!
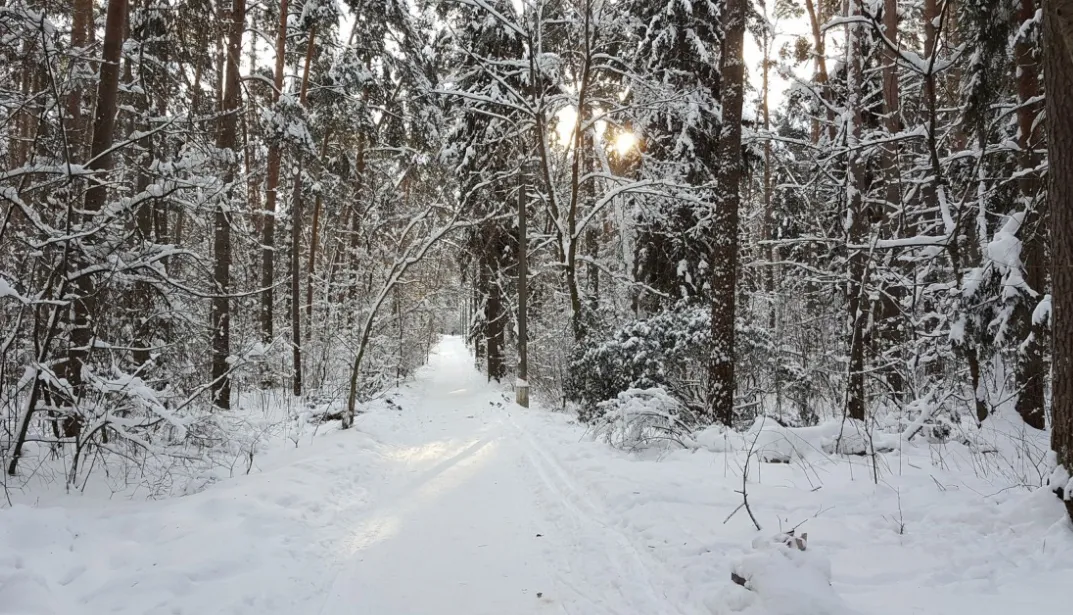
xmin=2 ymin=335 xmax=1072 ymax=615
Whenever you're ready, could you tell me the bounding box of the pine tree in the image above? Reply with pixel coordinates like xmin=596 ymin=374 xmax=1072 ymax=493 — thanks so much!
xmin=629 ymin=0 xmax=723 ymax=314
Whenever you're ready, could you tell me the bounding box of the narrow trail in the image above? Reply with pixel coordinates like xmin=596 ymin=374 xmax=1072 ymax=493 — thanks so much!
xmin=316 ymin=336 xmax=692 ymax=615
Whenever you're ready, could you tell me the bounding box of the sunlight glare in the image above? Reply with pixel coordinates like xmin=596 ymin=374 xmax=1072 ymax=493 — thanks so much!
xmin=555 ymin=107 xmax=577 ymax=145
xmin=614 ymin=131 xmax=638 ymax=155
xmin=343 ymin=438 xmax=499 ymax=555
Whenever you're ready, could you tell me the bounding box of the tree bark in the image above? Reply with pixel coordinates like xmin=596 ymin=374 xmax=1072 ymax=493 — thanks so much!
xmin=1052 ymin=0 xmax=1073 ymax=63
xmin=804 ymin=0 xmax=834 ymax=143
xmin=707 ymin=0 xmax=745 ymax=426
xmin=346 ymin=140 xmax=367 ymax=312
xmin=517 ymin=171 xmax=529 ymax=407
xmin=844 ymin=0 xmax=868 ymax=422
xmin=924 ymin=0 xmax=938 ymax=110
xmin=305 ymin=130 xmax=331 ymax=321
xmin=878 ymin=0 xmax=906 ymax=401
xmin=289 ymin=25 xmax=318 ymax=396
xmin=760 ymin=6 xmax=777 ymax=329
xmin=66 ymin=0 xmax=94 ymax=158
xmin=1043 ymin=0 xmax=1073 ymax=522
xmin=210 ymin=0 xmax=245 ymax=410
xmin=1013 ymin=0 xmax=1048 ymax=429
xmin=260 ymin=0 xmax=289 ymax=343
xmin=484 ymin=230 xmax=505 ymax=382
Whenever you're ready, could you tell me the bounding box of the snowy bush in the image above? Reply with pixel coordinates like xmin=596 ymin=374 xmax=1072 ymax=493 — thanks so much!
xmin=564 ymin=304 xmax=710 ymax=422
xmin=590 ymin=388 xmax=697 ymax=451
xmin=565 ymin=303 xmax=811 ymax=426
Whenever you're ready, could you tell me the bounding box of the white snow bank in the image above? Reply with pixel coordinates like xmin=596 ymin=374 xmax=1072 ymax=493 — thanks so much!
xmin=709 ymin=533 xmax=856 ymax=615
xmin=514 ymin=400 xmax=1073 ymax=615
xmin=691 ymin=417 xmax=898 ymax=463
xmin=962 ymin=405 xmax=1053 ymax=485
xmin=748 ymin=417 xmax=899 ymax=463
xmin=0 ymin=428 xmax=387 ymax=615
xmin=0 ymin=569 xmax=75 ymax=615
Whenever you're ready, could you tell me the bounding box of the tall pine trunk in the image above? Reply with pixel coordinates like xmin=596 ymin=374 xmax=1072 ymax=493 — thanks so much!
xmin=517 ymin=171 xmax=529 ymax=407
xmin=1052 ymin=0 xmax=1073 ymax=58
xmin=1043 ymin=0 xmax=1073 ymax=523
xmin=707 ymin=0 xmax=745 ymax=426
xmin=761 ymin=16 xmax=775 ymax=329
xmin=289 ymin=25 xmax=318 ymax=396
xmin=211 ymin=0 xmax=245 ymax=410
xmin=877 ymin=0 xmax=906 ymax=400
xmin=483 ymin=226 xmax=505 ymax=382
xmin=305 ymin=131 xmax=331 ymax=321
xmin=66 ymin=0 xmax=93 ymax=158
xmin=1013 ymin=0 xmax=1048 ymax=429
xmin=844 ymin=0 xmax=868 ymax=422
xmin=260 ymin=0 xmax=289 ymax=343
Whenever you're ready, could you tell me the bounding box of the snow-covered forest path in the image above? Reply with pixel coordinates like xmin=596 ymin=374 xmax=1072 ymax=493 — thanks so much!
xmin=317 ymin=335 xmax=692 ymax=615
xmin=4 ymin=335 xmax=1073 ymax=615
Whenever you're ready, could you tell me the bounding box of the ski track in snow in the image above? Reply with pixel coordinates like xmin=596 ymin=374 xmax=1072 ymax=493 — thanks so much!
xmin=3 ymin=335 xmax=1073 ymax=615
xmin=314 ymin=337 xmax=692 ymax=615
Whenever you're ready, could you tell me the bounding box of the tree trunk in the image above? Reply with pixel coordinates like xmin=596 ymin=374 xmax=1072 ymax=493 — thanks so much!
xmin=289 ymin=163 xmax=305 ymax=396
xmin=1052 ymin=0 xmax=1073 ymax=63
xmin=127 ymin=2 xmax=156 ymax=372
xmin=924 ymin=0 xmax=938 ymax=109
xmin=880 ymin=0 xmax=900 ymax=155
xmin=1013 ymin=0 xmax=1048 ymax=429
xmin=289 ymin=25 xmax=317 ymax=397
xmin=484 ymin=228 xmax=505 ymax=382
xmin=305 ymin=130 xmax=331 ymax=321
xmin=260 ymin=0 xmax=289 ymax=343
xmin=760 ymin=9 xmax=777 ymax=329
xmin=517 ymin=172 xmax=529 ymax=407
xmin=66 ymin=0 xmax=93 ymax=158
xmin=210 ymin=0 xmax=245 ymax=410
xmin=707 ymin=0 xmax=745 ymax=426
xmin=1043 ymin=0 xmax=1073 ymax=522
xmin=346 ymin=140 xmax=366 ymax=312
xmin=878 ymin=0 xmax=906 ymax=401
xmin=473 ymin=264 xmax=486 ymax=366
xmin=844 ymin=0 xmax=868 ymax=422
xmin=65 ymin=0 xmax=130 ymax=436
xmin=804 ymin=0 xmax=834 ymax=143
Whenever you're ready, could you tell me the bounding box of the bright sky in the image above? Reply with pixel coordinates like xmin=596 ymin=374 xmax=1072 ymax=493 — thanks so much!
xmin=743 ymin=3 xmax=814 ymax=116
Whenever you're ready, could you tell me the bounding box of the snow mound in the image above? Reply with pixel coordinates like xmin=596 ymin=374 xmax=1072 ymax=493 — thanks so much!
xmin=746 ymin=418 xmax=898 ymax=463
xmin=0 ymin=507 xmax=80 ymax=613
xmin=708 ymin=533 xmax=856 ymax=615
xmin=0 ymin=570 xmax=73 ymax=615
